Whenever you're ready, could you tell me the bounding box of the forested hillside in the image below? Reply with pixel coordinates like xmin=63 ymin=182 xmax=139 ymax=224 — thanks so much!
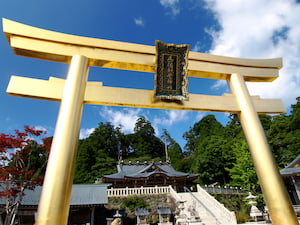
xmin=74 ymin=97 xmax=300 ymax=194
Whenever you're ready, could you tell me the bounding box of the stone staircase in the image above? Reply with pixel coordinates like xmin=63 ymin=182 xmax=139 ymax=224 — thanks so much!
xmin=170 ymin=185 xmax=237 ymax=225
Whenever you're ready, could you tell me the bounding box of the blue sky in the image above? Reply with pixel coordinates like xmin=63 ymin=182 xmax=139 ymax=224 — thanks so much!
xmin=0 ymin=0 xmax=300 ymax=149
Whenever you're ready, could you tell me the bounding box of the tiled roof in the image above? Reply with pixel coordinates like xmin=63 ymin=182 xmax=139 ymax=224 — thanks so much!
xmin=280 ymin=154 xmax=300 ymax=176
xmin=280 ymin=167 xmax=300 ymax=176
xmin=135 ymin=208 xmax=149 ymax=216
xmin=0 ymin=184 xmax=109 ymax=206
xmin=103 ymin=162 xmax=198 ymax=180
xmin=157 ymin=207 xmax=171 ymax=215
xmin=285 ymin=154 xmax=300 ymax=168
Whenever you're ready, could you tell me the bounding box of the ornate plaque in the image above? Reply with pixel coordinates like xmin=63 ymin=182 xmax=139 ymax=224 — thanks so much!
xmin=155 ymin=40 xmax=189 ymax=101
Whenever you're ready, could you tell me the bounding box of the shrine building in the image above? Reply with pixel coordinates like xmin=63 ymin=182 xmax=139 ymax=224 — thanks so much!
xmin=102 ymin=161 xmax=198 ymax=192
xmin=280 ymin=154 xmax=300 ymax=205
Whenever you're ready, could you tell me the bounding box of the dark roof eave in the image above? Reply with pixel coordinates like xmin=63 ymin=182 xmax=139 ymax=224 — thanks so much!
xmin=285 ymin=154 xmax=300 ymax=168
xmin=280 ymin=167 xmax=300 ymax=176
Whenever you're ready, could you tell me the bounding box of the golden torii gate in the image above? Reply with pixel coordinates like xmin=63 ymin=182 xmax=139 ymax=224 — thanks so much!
xmin=2 ymin=18 xmax=298 ymax=225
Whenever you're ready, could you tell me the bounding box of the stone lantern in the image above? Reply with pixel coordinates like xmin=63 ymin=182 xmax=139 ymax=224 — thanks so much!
xmin=246 ymin=192 xmax=263 ymax=222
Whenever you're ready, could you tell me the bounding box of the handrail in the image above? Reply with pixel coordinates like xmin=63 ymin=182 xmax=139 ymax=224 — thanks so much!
xmin=293 ymin=205 xmax=300 ymax=215
xmin=201 ymin=185 xmax=246 ymax=195
xmin=107 ymin=186 xmax=170 ymax=197
xmin=196 ymin=184 xmax=237 ymax=224
xmin=184 ymin=187 xmax=220 ymax=224
xmin=106 ymin=185 xmax=246 ymax=197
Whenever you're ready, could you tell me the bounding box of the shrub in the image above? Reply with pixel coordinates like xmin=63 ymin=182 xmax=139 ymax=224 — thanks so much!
xmin=121 ymin=196 xmax=149 ymax=212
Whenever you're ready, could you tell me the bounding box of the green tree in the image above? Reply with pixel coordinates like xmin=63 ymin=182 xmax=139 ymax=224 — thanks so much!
xmin=23 ymin=137 xmax=51 ymax=179
xmin=125 ymin=117 xmax=164 ymax=160
xmin=224 ymin=114 xmax=272 ymax=193
xmin=74 ymin=122 xmax=122 ymax=183
xmin=191 ymin=134 xmax=234 ymax=184
xmin=290 ymin=97 xmax=300 ymax=130
xmin=227 ymin=139 xmax=260 ymax=192
xmin=285 ymin=97 xmax=300 ymax=162
xmin=161 ymin=129 xmax=184 ymax=170
xmin=261 ymin=97 xmax=300 ymax=167
xmin=267 ymin=113 xmax=298 ymax=167
xmin=183 ymin=114 xmax=224 ymax=154
xmin=258 ymin=114 xmax=273 ymax=131
xmin=183 ymin=115 xmax=235 ymax=184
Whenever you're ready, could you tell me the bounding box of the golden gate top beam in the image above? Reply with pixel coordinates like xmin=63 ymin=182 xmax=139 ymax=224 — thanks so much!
xmin=3 ymin=18 xmax=281 ymax=82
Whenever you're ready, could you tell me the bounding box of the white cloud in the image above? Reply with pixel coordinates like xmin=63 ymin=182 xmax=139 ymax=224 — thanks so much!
xmin=154 ymin=110 xmax=188 ymax=127
xmin=79 ymin=128 xmax=95 ymax=139
xmin=21 ymin=125 xmax=48 ymax=143
xmin=211 ymin=79 xmax=227 ymax=91
xmin=192 ymin=41 xmax=204 ymax=52
xmin=98 ymin=107 xmax=188 ymax=136
xmin=33 ymin=125 xmax=48 ymax=133
xmin=204 ymin=0 xmax=300 ymax=108
xmin=160 ymin=0 xmax=180 ymax=16
xmin=134 ymin=17 xmax=145 ymax=27
xmin=99 ymin=107 xmax=141 ymax=133
xmin=195 ymin=111 xmax=206 ymax=121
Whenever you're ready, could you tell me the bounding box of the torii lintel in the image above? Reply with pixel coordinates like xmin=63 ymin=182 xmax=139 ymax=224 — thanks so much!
xmin=3 ymin=18 xmax=282 ymax=82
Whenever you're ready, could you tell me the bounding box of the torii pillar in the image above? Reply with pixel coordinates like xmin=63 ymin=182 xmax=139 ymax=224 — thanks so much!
xmin=2 ymin=18 xmax=299 ymax=225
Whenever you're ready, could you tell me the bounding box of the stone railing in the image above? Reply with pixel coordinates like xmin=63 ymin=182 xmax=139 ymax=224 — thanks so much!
xmin=293 ymin=205 xmax=300 ymax=215
xmin=196 ymin=184 xmax=237 ymax=225
xmin=107 ymin=186 xmax=171 ymax=197
xmin=201 ymin=185 xmax=246 ymax=195
xmin=107 ymin=185 xmax=245 ymax=197
xmin=169 ymin=186 xmax=180 ymax=201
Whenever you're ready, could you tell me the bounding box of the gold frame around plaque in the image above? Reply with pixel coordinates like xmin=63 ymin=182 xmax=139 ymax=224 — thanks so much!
xmin=154 ymin=40 xmax=189 ymax=101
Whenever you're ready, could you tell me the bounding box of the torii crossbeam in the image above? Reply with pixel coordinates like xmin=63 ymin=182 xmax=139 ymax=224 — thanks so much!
xmin=2 ymin=18 xmax=298 ymax=225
